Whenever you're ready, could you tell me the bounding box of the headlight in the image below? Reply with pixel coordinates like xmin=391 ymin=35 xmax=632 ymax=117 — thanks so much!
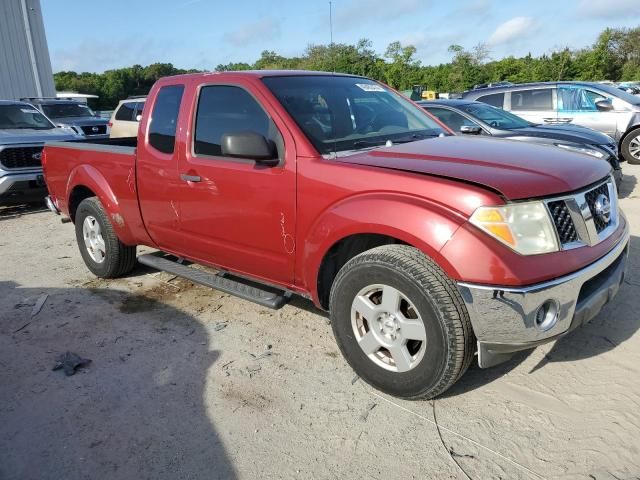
xmin=555 ymin=144 xmax=605 ymax=159
xmin=469 ymin=201 xmax=559 ymax=255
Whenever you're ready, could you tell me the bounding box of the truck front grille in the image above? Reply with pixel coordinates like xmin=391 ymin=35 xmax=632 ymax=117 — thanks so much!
xmin=544 ymin=178 xmax=618 ymax=249
xmin=80 ymin=125 xmax=107 ymax=136
xmin=584 ymin=183 xmax=611 ymax=233
xmin=0 ymin=146 xmax=43 ymax=169
xmin=547 ymin=200 xmax=578 ymax=243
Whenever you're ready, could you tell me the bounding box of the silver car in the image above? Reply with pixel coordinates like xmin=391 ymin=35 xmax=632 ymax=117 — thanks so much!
xmin=463 ymin=81 xmax=640 ymax=165
xmin=0 ymin=100 xmax=80 ymax=204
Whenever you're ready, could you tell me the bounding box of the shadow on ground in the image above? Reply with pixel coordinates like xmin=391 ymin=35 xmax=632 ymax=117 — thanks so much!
xmin=618 ymin=170 xmax=638 ymax=199
xmin=0 ymin=280 xmax=237 ymax=480
xmin=0 ymin=202 xmax=48 ymax=221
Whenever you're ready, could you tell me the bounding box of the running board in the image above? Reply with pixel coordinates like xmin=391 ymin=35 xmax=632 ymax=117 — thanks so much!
xmin=137 ymin=253 xmax=291 ymax=309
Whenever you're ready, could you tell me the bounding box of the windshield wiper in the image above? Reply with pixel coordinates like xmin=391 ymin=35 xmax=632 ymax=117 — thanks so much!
xmin=390 ymin=132 xmax=439 ymax=144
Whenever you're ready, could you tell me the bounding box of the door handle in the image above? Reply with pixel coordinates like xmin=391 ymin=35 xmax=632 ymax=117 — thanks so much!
xmin=543 ymin=118 xmax=557 ymax=123
xmin=556 ymin=117 xmax=573 ymax=123
xmin=180 ymin=173 xmax=201 ymax=183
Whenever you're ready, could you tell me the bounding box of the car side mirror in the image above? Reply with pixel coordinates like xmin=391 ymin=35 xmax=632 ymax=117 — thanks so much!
xmin=136 ymin=115 xmax=142 ymax=122
xmin=221 ymin=131 xmax=278 ymax=165
xmin=595 ymin=99 xmax=613 ymax=112
xmin=460 ymin=125 xmax=482 ymax=135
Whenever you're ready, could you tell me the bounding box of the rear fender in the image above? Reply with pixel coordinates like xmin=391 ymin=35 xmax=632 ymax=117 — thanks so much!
xmin=66 ymin=164 xmax=136 ymax=245
xmin=300 ymin=192 xmax=466 ymax=303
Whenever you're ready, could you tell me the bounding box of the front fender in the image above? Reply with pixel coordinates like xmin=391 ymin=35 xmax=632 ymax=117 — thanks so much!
xmin=66 ymin=164 xmax=137 ymax=245
xmin=300 ymin=192 xmax=467 ymax=302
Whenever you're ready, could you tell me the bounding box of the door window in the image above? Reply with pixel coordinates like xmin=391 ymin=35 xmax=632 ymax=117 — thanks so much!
xmin=557 ymin=86 xmax=606 ymax=112
xmin=510 ymin=88 xmax=553 ymax=111
xmin=425 ymin=107 xmax=481 ymax=132
xmin=115 ymin=102 xmax=135 ymax=121
xmin=148 ymin=85 xmax=184 ymax=154
xmin=476 ymin=92 xmax=504 ymax=108
xmin=194 ymin=85 xmax=274 ymax=158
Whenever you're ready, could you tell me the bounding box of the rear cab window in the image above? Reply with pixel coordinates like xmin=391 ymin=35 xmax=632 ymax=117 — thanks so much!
xmin=148 ymin=85 xmax=184 ymax=154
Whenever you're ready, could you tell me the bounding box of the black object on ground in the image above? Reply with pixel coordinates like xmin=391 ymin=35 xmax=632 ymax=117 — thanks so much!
xmin=52 ymin=352 xmax=92 ymax=376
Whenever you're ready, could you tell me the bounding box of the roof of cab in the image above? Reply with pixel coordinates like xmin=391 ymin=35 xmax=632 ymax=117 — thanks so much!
xmin=158 ymin=70 xmax=363 ymax=82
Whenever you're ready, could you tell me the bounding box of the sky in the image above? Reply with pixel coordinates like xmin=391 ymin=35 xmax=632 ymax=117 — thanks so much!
xmin=41 ymin=0 xmax=640 ymax=73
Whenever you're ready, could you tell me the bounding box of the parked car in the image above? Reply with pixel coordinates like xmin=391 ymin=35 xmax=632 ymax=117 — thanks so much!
xmin=462 ymin=81 xmax=640 ymax=164
xmin=24 ymin=98 xmax=110 ymax=140
xmin=419 ymin=99 xmax=623 ymax=186
xmin=0 ymin=100 xmax=80 ymax=204
xmin=109 ymin=97 xmax=146 ymax=138
xmin=42 ymin=71 xmax=628 ymax=399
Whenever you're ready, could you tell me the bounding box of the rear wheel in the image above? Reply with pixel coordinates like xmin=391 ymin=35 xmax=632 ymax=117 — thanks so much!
xmin=621 ymin=128 xmax=640 ymax=165
xmin=329 ymin=245 xmax=475 ymax=399
xmin=75 ymin=197 xmax=136 ymax=278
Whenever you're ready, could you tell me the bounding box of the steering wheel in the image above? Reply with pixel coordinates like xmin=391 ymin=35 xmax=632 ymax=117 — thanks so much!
xmin=354 ymin=104 xmax=378 ymax=134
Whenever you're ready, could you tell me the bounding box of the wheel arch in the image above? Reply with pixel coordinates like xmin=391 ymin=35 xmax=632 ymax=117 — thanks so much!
xmin=303 ymin=193 xmax=465 ymax=309
xmin=65 ymin=164 xmax=137 ymax=244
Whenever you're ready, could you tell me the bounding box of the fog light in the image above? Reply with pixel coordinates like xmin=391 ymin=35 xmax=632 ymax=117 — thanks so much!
xmin=535 ymin=300 xmax=559 ymax=331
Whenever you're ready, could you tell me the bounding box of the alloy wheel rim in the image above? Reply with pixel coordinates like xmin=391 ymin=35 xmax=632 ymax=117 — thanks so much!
xmin=629 ymin=136 xmax=640 ymax=160
xmin=82 ymin=215 xmax=106 ymax=263
xmin=350 ymin=284 xmax=427 ymax=373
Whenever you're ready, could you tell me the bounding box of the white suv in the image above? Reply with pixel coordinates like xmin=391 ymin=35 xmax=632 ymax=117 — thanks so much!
xmin=109 ymin=97 xmax=145 ymax=138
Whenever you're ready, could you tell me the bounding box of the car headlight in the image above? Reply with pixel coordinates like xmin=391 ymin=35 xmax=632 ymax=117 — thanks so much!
xmin=469 ymin=201 xmax=559 ymax=255
xmin=555 ymin=144 xmax=605 ymax=159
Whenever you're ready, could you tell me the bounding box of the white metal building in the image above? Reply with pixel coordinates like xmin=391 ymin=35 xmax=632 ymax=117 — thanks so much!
xmin=0 ymin=0 xmax=55 ymax=100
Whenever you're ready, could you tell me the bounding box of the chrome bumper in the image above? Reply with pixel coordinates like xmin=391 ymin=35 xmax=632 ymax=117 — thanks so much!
xmin=0 ymin=170 xmax=43 ymax=195
xmin=458 ymin=225 xmax=630 ymax=368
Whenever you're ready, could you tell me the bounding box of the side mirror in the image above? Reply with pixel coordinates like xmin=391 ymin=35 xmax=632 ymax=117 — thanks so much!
xmin=460 ymin=125 xmax=482 ymax=135
xmin=135 ymin=115 xmax=142 ymax=122
xmin=221 ymin=131 xmax=278 ymax=165
xmin=595 ymin=99 xmax=613 ymax=112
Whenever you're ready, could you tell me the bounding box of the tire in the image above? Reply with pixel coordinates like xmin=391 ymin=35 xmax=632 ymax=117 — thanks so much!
xmin=74 ymin=197 xmax=136 ymax=278
xmin=329 ymin=245 xmax=475 ymax=400
xmin=621 ymin=128 xmax=640 ymax=165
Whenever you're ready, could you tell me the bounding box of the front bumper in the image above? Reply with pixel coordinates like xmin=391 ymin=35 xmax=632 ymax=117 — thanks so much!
xmin=0 ymin=170 xmax=47 ymax=204
xmin=458 ymin=224 xmax=630 ymax=367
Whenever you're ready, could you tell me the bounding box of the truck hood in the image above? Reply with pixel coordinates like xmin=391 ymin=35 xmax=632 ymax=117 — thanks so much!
xmin=0 ymin=128 xmax=81 ymax=145
xmin=335 ymin=136 xmax=611 ymax=200
xmin=498 ymin=123 xmax=614 ymax=145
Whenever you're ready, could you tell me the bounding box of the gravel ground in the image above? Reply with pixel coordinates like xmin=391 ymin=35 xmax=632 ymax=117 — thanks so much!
xmin=1 ymin=165 xmax=639 ymax=480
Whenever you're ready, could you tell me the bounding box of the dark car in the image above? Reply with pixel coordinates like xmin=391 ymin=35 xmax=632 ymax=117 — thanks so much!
xmin=22 ymin=98 xmax=110 ymax=140
xmin=419 ymin=99 xmax=622 ymax=186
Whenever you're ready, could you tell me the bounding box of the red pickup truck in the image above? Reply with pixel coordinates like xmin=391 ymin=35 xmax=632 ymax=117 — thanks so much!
xmin=42 ymin=71 xmax=629 ymax=399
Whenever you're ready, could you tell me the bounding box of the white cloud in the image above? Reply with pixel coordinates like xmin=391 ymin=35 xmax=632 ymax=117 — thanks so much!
xmin=577 ymin=0 xmax=640 ymax=18
xmin=334 ymin=0 xmax=424 ymax=29
xmin=223 ymin=18 xmax=280 ymax=47
xmin=487 ymin=17 xmax=537 ymax=46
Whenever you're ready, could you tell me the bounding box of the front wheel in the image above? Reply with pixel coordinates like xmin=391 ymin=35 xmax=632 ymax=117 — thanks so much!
xmin=329 ymin=245 xmax=475 ymax=399
xmin=621 ymin=128 xmax=640 ymax=165
xmin=74 ymin=197 xmax=137 ymax=278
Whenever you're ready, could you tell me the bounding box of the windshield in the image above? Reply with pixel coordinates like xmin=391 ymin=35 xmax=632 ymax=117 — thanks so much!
xmin=593 ymin=83 xmax=640 ymax=105
xmin=42 ymin=103 xmax=96 ymax=118
xmin=262 ymin=75 xmax=446 ymax=154
xmin=0 ymin=104 xmax=55 ymax=130
xmin=461 ymin=103 xmax=531 ymax=129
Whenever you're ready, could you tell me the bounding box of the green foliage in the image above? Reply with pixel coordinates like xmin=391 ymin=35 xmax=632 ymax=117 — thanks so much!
xmin=54 ymin=26 xmax=640 ymax=110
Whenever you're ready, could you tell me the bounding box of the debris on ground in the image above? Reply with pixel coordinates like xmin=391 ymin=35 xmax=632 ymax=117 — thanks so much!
xmin=52 ymin=352 xmax=92 ymax=376
xmin=351 ymin=374 xmax=360 ymax=385
xmin=31 ymin=294 xmax=48 ymax=317
xmin=249 ymin=350 xmax=274 ymax=360
xmin=214 ymin=321 xmax=228 ymax=331
xmin=449 ymin=447 xmax=475 ymax=460
xmin=359 ymin=402 xmax=377 ymax=422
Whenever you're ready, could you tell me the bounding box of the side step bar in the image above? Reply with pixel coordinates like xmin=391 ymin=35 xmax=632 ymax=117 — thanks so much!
xmin=138 ymin=253 xmax=291 ymax=309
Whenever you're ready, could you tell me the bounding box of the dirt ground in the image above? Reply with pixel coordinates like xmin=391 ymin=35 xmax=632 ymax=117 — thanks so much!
xmin=1 ymin=165 xmax=639 ymax=480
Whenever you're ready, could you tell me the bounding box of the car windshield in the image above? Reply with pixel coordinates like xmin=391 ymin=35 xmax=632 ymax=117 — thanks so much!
xmin=0 ymin=104 xmax=55 ymax=130
xmin=42 ymin=103 xmax=96 ymax=118
xmin=592 ymin=83 xmax=640 ymax=105
xmin=262 ymin=75 xmax=446 ymax=154
xmin=461 ymin=103 xmax=531 ymax=130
